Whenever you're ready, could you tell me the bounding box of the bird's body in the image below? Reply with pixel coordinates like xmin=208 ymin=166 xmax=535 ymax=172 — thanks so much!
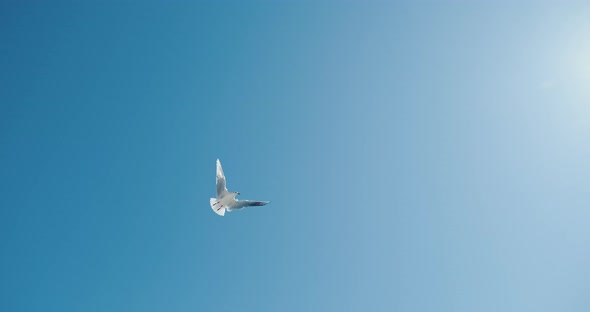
xmin=210 ymin=192 xmax=237 ymax=212
xmin=210 ymin=159 xmax=269 ymax=216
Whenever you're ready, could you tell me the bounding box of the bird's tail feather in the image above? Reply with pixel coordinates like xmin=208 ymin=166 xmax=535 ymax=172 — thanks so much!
xmin=210 ymin=198 xmax=225 ymax=216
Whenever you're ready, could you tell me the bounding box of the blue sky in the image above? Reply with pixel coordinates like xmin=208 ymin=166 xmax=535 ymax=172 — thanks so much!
xmin=1 ymin=1 xmax=589 ymax=311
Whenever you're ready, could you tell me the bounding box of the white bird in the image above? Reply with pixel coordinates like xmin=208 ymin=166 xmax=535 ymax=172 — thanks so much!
xmin=210 ymin=159 xmax=270 ymax=216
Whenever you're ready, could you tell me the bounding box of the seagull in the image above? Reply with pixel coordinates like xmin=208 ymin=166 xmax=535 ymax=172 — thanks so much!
xmin=210 ymin=159 xmax=270 ymax=216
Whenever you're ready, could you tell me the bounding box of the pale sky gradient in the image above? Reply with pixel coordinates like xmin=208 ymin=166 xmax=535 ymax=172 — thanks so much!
xmin=1 ymin=1 xmax=589 ymax=311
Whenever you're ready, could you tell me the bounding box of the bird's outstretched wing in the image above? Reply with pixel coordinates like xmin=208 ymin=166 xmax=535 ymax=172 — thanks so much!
xmin=228 ymin=200 xmax=270 ymax=210
xmin=216 ymin=159 xmax=228 ymax=198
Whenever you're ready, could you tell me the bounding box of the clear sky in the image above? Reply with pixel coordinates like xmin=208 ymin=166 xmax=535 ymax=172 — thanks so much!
xmin=1 ymin=1 xmax=589 ymax=311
